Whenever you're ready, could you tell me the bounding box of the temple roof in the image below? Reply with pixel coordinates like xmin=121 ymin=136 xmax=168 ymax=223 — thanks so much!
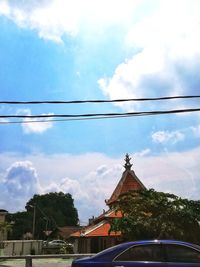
xmin=105 ymin=154 xmax=146 ymax=206
xmin=71 ymin=219 xmax=121 ymax=238
xmin=70 ymin=209 xmax=122 ymax=238
xmin=90 ymin=209 xmax=122 ymax=225
xmin=70 ymin=154 xmax=146 ymax=239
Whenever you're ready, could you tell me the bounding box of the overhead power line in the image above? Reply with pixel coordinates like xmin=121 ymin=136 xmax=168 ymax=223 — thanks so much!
xmin=1 ymin=107 xmax=200 ymax=118
xmin=0 ymin=107 xmax=200 ymax=124
xmin=0 ymin=95 xmax=200 ymax=105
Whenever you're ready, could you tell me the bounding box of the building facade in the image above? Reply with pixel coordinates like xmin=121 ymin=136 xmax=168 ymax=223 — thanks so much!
xmin=0 ymin=209 xmax=8 ymax=241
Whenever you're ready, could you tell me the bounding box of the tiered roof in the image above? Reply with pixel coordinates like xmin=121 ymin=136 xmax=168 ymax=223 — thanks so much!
xmin=71 ymin=154 xmax=145 ymax=238
xmin=72 ymin=210 xmax=122 ymax=237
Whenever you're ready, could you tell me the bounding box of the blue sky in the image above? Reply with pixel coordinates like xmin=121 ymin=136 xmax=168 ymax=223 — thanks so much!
xmin=0 ymin=0 xmax=200 ymax=224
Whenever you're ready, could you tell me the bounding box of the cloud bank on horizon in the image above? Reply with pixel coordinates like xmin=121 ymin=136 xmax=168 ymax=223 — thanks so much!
xmin=0 ymin=0 xmax=200 ymax=222
xmin=0 ymin=151 xmax=200 ymax=223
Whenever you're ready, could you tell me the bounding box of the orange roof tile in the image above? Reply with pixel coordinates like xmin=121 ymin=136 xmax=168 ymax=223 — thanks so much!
xmin=86 ymin=222 xmax=121 ymax=237
xmin=71 ymin=220 xmax=121 ymax=238
xmin=106 ymin=169 xmax=146 ymax=206
xmin=93 ymin=209 xmax=122 ymax=224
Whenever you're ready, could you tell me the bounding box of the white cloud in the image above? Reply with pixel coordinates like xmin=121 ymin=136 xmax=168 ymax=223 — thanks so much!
xmin=0 ymin=161 xmax=41 ymax=212
xmin=22 ymin=117 xmax=53 ymax=134
xmin=98 ymin=49 xmax=175 ymax=111
xmin=42 ymin=162 xmax=123 ymax=221
xmin=17 ymin=109 xmax=53 ymax=134
xmin=0 ymin=0 xmax=10 ymax=16
xmin=98 ymin=0 xmax=200 ymax=111
xmin=60 ymin=177 xmax=85 ymax=198
xmin=191 ymin=124 xmax=200 ymax=138
xmin=0 ymin=0 xmax=140 ymax=43
xmin=152 ymin=130 xmax=185 ymax=144
xmin=135 ymin=149 xmax=151 ymax=157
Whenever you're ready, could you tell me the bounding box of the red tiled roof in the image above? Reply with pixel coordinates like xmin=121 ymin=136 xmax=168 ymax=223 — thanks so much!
xmin=106 ymin=169 xmax=146 ymax=206
xmin=87 ymin=222 xmax=121 ymax=237
xmin=107 ymin=210 xmax=122 ymax=218
xmin=71 ymin=220 xmax=121 ymax=237
xmin=93 ymin=209 xmax=122 ymax=224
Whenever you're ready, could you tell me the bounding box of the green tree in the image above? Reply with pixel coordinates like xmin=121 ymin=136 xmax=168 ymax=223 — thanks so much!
xmin=7 ymin=212 xmax=31 ymax=240
xmin=0 ymin=221 xmax=13 ymax=240
xmin=110 ymin=189 xmax=200 ymax=244
xmin=7 ymin=192 xmax=79 ymax=239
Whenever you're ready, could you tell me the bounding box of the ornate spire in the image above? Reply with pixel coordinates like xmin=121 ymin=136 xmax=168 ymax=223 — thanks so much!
xmin=124 ymin=153 xmax=133 ymax=170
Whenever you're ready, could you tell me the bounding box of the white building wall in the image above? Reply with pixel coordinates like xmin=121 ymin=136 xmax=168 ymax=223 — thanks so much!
xmin=1 ymin=240 xmax=43 ymax=255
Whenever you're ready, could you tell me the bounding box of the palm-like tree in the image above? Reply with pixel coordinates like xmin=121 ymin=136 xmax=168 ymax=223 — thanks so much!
xmin=0 ymin=222 xmax=12 ymax=248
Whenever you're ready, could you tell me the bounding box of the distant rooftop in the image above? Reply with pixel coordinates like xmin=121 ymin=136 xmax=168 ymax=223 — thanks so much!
xmin=0 ymin=209 xmax=8 ymax=213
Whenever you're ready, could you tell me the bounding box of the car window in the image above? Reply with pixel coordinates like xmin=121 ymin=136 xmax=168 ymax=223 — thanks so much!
xmin=115 ymin=244 xmax=164 ymax=262
xmin=165 ymin=244 xmax=200 ymax=263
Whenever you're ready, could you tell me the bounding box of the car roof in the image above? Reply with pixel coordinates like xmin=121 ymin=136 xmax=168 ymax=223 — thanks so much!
xmin=93 ymin=240 xmax=200 ymax=261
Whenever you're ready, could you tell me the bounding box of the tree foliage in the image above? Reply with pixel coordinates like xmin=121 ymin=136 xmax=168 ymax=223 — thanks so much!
xmin=110 ymin=189 xmax=200 ymax=244
xmin=7 ymin=192 xmax=79 ymax=240
xmin=0 ymin=221 xmax=13 ymax=241
xmin=7 ymin=211 xmax=32 ymax=240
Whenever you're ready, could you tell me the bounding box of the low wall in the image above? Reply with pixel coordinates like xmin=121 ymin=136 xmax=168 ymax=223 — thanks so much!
xmin=0 ymin=254 xmax=95 ymax=267
xmin=0 ymin=240 xmax=43 ymax=256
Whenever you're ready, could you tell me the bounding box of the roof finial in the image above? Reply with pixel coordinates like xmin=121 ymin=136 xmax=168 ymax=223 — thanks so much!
xmin=124 ymin=153 xmax=133 ymax=170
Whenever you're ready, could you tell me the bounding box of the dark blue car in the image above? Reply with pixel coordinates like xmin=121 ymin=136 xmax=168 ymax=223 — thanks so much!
xmin=71 ymin=240 xmax=200 ymax=266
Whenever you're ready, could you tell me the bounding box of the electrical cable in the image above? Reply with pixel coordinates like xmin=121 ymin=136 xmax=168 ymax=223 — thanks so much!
xmin=0 ymin=95 xmax=200 ymax=105
xmin=0 ymin=107 xmax=200 ymax=118
xmin=0 ymin=107 xmax=200 ymax=124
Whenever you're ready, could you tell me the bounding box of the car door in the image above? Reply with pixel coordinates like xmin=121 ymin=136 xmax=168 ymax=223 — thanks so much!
xmin=164 ymin=243 xmax=200 ymax=267
xmin=112 ymin=243 xmax=167 ymax=267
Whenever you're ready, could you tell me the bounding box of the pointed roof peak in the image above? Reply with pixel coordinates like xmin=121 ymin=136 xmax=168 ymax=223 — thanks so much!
xmin=105 ymin=154 xmax=146 ymax=206
xmin=124 ymin=153 xmax=133 ymax=170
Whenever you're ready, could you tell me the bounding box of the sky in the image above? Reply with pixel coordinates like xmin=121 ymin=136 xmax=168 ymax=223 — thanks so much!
xmin=0 ymin=0 xmax=200 ymax=225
